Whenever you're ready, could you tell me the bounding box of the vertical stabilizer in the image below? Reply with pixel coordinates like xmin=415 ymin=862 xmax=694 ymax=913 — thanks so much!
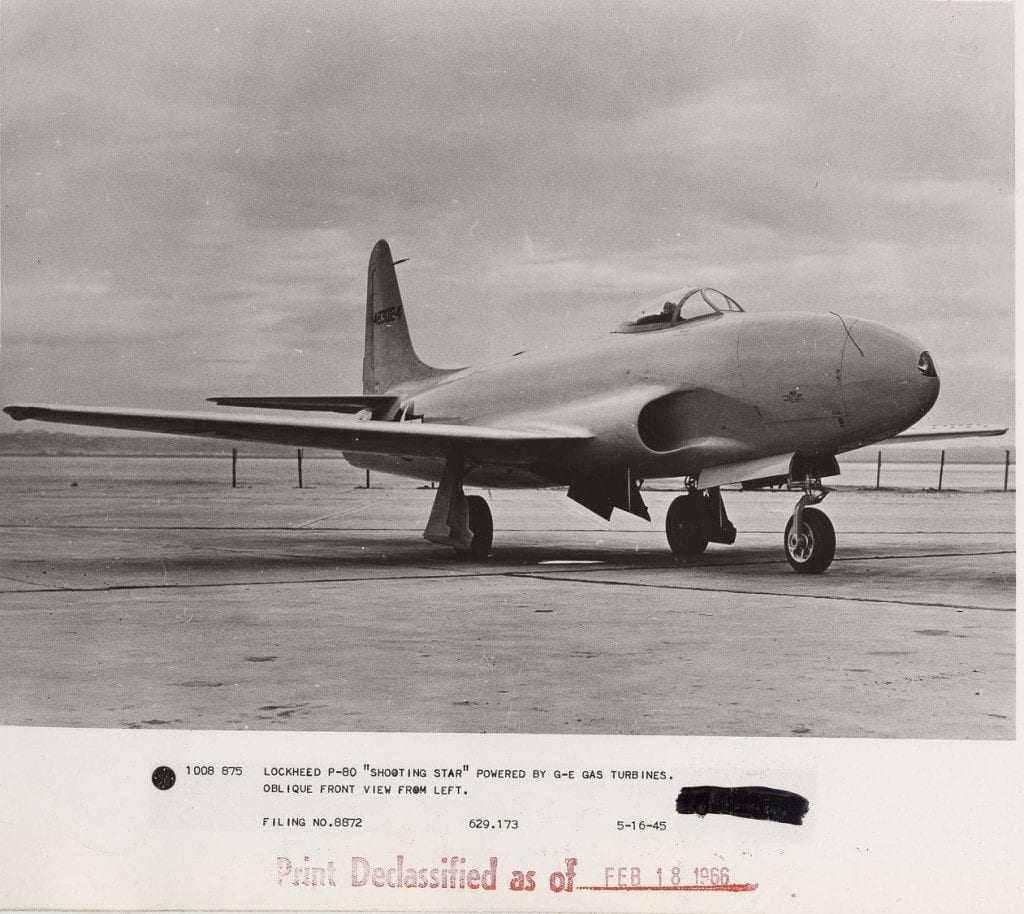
xmin=362 ymin=239 xmax=450 ymax=394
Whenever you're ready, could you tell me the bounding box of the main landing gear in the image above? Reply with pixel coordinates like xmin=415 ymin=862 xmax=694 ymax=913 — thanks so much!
xmin=665 ymin=475 xmax=835 ymax=574
xmin=464 ymin=494 xmax=493 ymax=559
xmin=423 ymin=456 xmax=493 ymax=559
xmin=665 ymin=485 xmax=736 ymax=557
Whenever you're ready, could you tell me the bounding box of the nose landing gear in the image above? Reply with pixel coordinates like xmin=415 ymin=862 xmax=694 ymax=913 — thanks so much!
xmin=784 ymin=478 xmax=835 ymax=574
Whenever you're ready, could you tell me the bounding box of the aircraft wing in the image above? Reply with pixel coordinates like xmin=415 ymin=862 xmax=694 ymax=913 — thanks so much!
xmin=2 ymin=404 xmax=592 ymax=463
xmin=875 ymin=424 xmax=1008 ymax=445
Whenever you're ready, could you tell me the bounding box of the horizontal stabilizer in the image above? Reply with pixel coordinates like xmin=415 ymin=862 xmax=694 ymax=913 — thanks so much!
xmin=3 ymin=404 xmax=592 ymax=464
xmin=877 ymin=424 xmax=1008 ymax=445
xmin=208 ymin=395 xmax=398 ymax=417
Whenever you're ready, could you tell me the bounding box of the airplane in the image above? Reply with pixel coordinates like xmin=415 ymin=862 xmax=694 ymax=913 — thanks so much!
xmin=4 ymin=239 xmax=1008 ymax=573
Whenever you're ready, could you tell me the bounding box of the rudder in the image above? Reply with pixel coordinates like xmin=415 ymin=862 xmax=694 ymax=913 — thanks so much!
xmin=363 ymin=239 xmax=450 ymax=394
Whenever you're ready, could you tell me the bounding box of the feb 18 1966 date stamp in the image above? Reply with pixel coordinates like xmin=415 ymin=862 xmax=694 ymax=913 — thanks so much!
xmin=274 ymin=854 xmax=758 ymax=895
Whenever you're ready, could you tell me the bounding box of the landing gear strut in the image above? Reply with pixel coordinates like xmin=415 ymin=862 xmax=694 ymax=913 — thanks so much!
xmin=784 ymin=476 xmax=835 ymax=574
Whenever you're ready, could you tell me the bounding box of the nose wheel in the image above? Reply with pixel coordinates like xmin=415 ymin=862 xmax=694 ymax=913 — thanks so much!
xmin=784 ymin=484 xmax=835 ymax=573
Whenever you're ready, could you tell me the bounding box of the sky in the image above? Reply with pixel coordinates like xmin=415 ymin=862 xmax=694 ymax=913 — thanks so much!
xmin=0 ymin=0 xmax=1014 ymax=438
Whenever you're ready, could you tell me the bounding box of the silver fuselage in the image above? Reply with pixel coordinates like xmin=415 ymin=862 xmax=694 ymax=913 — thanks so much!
xmin=346 ymin=310 xmax=939 ymax=487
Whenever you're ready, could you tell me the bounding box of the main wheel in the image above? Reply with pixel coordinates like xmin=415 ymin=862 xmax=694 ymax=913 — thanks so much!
xmin=465 ymin=494 xmax=493 ymax=559
xmin=665 ymin=493 xmax=709 ymax=557
xmin=784 ymin=507 xmax=835 ymax=574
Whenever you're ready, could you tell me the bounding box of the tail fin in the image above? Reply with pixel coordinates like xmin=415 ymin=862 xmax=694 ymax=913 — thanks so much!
xmin=362 ymin=239 xmax=451 ymax=394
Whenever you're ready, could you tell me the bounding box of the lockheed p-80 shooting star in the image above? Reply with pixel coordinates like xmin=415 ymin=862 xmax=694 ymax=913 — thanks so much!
xmin=5 ymin=240 xmax=1006 ymax=573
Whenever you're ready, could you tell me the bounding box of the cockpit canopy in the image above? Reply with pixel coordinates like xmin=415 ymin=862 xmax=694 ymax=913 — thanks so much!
xmin=615 ymin=287 xmax=743 ymax=333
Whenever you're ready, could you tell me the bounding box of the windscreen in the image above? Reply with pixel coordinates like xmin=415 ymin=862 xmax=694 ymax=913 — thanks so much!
xmin=616 ymin=287 xmax=743 ymax=333
xmin=623 ymin=287 xmax=692 ymax=329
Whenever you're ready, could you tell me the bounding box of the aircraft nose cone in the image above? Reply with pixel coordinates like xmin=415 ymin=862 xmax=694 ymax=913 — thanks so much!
xmin=839 ymin=318 xmax=939 ymax=436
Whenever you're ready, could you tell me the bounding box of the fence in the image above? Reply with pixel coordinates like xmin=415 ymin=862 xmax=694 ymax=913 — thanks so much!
xmin=839 ymin=449 xmax=1013 ymax=492
xmin=223 ymin=448 xmax=1015 ymax=493
xmin=231 ymin=447 xmax=374 ymax=489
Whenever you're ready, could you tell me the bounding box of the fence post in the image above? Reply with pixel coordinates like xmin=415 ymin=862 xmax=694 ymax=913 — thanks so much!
xmin=937 ymin=450 xmax=945 ymax=492
xmin=875 ymin=451 xmax=882 ymax=490
xmin=1005 ymin=450 xmax=1011 ymax=492
xmin=231 ymin=447 xmax=238 ymax=488
xmin=365 ymin=469 xmax=371 ymax=489
xmin=297 ymin=448 xmax=304 ymax=489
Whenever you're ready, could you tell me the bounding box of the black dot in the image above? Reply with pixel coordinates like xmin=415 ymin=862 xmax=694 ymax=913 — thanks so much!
xmin=152 ymin=766 xmax=176 ymax=790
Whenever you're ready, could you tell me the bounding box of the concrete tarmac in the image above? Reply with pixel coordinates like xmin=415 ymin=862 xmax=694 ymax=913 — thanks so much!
xmin=0 ymin=457 xmax=1014 ymax=738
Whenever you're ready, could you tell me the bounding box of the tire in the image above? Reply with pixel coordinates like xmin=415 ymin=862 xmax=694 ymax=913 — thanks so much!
xmin=784 ymin=507 xmax=835 ymax=574
xmin=465 ymin=495 xmax=493 ymax=559
xmin=665 ymin=493 xmax=709 ymax=557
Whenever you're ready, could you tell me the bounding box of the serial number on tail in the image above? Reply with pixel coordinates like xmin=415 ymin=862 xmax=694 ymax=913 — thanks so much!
xmin=373 ymin=305 xmax=404 ymax=325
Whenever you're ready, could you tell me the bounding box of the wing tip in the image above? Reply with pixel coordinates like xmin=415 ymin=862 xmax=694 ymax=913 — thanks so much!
xmin=4 ymin=405 xmax=37 ymax=421
xmin=913 ymin=424 xmax=1009 ymax=438
xmin=885 ymin=424 xmax=1011 ymax=445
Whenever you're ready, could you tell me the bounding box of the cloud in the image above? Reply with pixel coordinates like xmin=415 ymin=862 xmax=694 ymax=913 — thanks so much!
xmin=0 ymin=0 xmax=1013 ymax=434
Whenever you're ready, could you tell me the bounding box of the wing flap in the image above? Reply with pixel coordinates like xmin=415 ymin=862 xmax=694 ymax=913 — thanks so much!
xmin=207 ymin=395 xmax=399 ymax=416
xmin=3 ymin=404 xmax=592 ymax=463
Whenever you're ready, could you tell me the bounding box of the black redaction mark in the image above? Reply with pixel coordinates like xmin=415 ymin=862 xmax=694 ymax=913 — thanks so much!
xmin=676 ymin=786 xmax=809 ymax=825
